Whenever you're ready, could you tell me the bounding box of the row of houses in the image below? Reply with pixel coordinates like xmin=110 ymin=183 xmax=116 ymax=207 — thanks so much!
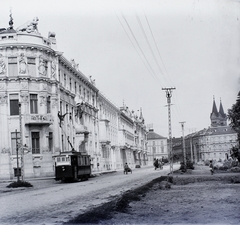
xmin=0 ymin=16 xmax=149 ymax=180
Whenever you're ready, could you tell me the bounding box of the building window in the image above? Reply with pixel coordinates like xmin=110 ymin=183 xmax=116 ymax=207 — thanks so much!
xmin=27 ymin=57 xmax=36 ymax=76
xmin=48 ymin=132 xmax=53 ymax=151
xmin=102 ymin=146 xmax=109 ymax=158
xmin=47 ymin=96 xmax=51 ymax=113
xmin=66 ymin=104 xmax=69 ymax=122
xmin=152 ymin=146 xmax=156 ymax=154
xmin=87 ymin=91 xmax=89 ymax=102
xmin=161 ymin=146 xmax=164 ymax=153
xmin=30 ymin=94 xmax=38 ymax=114
xmin=58 ymin=69 xmax=61 ymax=83
xmin=64 ymin=74 xmax=66 ymax=86
xmin=32 ymin=132 xmax=40 ymax=154
xmin=69 ymin=78 xmax=72 ymax=90
xmin=62 ymin=134 xmax=64 ymax=151
xmin=10 ymin=94 xmax=19 ymax=115
xmin=60 ymin=101 xmax=62 ymax=114
xmin=11 ymin=131 xmax=20 ymax=155
xmin=8 ymin=57 xmax=18 ymax=76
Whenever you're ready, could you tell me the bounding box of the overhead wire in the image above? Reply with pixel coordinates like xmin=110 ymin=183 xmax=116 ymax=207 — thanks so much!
xmin=144 ymin=13 xmax=174 ymax=87
xmin=117 ymin=12 xmax=184 ymax=136
xmin=115 ymin=13 xmax=156 ymax=80
xmin=121 ymin=13 xmax=160 ymax=83
xmin=136 ymin=13 xmax=169 ymax=86
xmin=144 ymin=13 xmax=184 ymax=123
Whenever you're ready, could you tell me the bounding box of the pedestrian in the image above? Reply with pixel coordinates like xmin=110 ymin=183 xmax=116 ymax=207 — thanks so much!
xmin=154 ymin=159 xmax=159 ymax=170
xmin=124 ymin=163 xmax=129 ymax=174
xmin=209 ymin=160 xmax=214 ymax=175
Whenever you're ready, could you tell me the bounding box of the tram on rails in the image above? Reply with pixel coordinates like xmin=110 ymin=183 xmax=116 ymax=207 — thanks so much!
xmin=54 ymin=151 xmax=91 ymax=181
xmin=55 ymin=112 xmax=91 ymax=181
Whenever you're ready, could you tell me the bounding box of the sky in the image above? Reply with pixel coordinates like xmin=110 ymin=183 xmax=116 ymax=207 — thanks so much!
xmin=1 ymin=0 xmax=240 ymax=138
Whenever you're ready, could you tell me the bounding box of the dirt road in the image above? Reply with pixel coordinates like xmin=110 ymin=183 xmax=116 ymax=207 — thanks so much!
xmin=66 ymin=166 xmax=240 ymax=225
xmin=0 ymin=165 xmax=178 ymax=225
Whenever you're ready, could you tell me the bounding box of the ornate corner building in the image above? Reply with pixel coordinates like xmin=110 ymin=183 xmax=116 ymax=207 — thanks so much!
xmin=0 ymin=16 xmax=148 ymax=180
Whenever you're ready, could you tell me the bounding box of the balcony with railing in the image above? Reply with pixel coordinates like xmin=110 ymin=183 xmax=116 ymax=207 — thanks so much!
xmin=25 ymin=114 xmax=54 ymax=125
xmin=75 ymin=123 xmax=89 ymax=134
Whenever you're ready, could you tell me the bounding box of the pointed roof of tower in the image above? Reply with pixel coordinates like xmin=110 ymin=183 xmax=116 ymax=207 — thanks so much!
xmin=219 ymin=98 xmax=226 ymax=117
xmin=211 ymin=96 xmax=218 ymax=117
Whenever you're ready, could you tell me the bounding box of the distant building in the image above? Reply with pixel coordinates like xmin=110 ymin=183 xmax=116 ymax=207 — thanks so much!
xmin=172 ymin=97 xmax=238 ymax=163
xmin=147 ymin=129 xmax=168 ymax=163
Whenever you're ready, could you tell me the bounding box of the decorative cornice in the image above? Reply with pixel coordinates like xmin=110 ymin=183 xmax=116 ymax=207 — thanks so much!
xmin=59 ymin=55 xmax=99 ymax=93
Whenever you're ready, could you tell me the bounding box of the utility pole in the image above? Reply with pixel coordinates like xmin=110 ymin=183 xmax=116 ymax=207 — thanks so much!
xmin=162 ymin=87 xmax=175 ymax=174
xmin=15 ymin=129 xmax=20 ymax=182
xmin=179 ymin=121 xmax=186 ymax=168
xmin=19 ymin=103 xmax=24 ymax=181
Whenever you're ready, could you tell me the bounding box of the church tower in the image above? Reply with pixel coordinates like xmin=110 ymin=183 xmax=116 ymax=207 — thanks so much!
xmin=218 ymin=99 xmax=227 ymax=126
xmin=210 ymin=97 xmax=227 ymax=127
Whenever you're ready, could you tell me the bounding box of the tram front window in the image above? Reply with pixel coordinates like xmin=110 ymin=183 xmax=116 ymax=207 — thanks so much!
xmin=55 ymin=156 xmax=71 ymax=166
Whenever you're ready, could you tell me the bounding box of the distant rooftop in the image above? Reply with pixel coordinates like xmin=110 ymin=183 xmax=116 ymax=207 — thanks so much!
xmin=147 ymin=129 xmax=167 ymax=140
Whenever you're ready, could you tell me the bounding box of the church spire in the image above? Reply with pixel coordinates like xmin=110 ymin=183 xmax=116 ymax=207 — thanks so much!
xmin=218 ymin=98 xmax=227 ymax=126
xmin=211 ymin=96 xmax=218 ymax=117
xmin=219 ymin=98 xmax=225 ymax=117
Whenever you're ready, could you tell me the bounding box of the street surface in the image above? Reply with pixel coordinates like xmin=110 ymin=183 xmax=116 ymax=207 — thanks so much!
xmin=0 ymin=164 xmax=179 ymax=225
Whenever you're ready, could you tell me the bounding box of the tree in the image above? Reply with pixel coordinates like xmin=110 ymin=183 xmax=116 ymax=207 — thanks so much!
xmin=228 ymin=91 xmax=240 ymax=142
xmin=228 ymin=91 xmax=240 ymax=162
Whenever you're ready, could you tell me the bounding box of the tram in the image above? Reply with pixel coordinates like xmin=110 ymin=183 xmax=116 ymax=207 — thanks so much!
xmin=54 ymin=151 xmax=91 ymax=181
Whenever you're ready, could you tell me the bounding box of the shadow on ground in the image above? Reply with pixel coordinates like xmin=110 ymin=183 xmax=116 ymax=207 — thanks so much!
xmin=64 ymin=176 xmax=173 ymax=224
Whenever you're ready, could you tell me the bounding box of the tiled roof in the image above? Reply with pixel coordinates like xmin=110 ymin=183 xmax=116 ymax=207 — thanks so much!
xmin=147 ymin=131 xmax=167 ymax=140
xmin=205 ymin=126 xmax=236 ymax=136
xmin=188 ymin=126 xmax=236 ymax=138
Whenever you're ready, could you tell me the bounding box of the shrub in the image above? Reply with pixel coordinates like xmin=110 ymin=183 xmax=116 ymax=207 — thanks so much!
xmin=162 ymin=158 xmax=169 ymax=164
xmin=179 ymin=160 xmax=194 ymax=172
xmin=223 ymin=160 xmax=232 ymax=169
xmin=186 ymin=160 xmax=194 ymax=170
xmin=218 ymin=166 xmax=228 ymax=170
xmin=7 ymin=180 xmax=33 ymax=188
xmin=205 ymin=159 xmax=210 ymax=166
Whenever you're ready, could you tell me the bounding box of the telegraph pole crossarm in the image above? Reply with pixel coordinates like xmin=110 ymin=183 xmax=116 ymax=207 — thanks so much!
xmin=162 ymin=87 xmax=176 ymax=175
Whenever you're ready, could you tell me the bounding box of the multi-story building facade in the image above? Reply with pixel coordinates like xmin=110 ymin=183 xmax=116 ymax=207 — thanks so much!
xmin=98 ymin=92 xmax=120 ymax=171
xmin=118 ymin=105 xmax=148 ymax=169
xmin=198 ymin=98 xmax=237 ymax=161
xmin=147 ymin=128 xmax=168 ymax=164
xmin=133 ymin=109 xmax=148 ymax=166
xmin=0 ymin=16 xmax=149 ymax=179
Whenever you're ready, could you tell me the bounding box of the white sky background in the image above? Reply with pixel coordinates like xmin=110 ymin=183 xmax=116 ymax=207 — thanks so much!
xmin=1 ymin=0 xmax=240 ymax=137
